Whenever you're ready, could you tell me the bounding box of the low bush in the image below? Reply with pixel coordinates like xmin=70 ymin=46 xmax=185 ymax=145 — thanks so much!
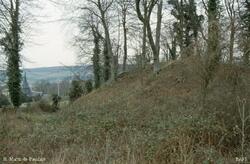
xmin=52 ymin=94 xmax=61 ymax=111
xmin=38 ymin=100 xmax=56 ymax=113
xmin=0 ymin=94 xmax=10 ymax=108
xmin=69 ymin=80 xmax=84 ymax=102
xmin=85 ymin=80 xmax=93 ymax=93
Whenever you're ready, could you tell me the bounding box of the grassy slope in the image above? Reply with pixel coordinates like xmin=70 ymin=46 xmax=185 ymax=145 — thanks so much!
xmin=1 ymin=57 xmax=250 ymax=163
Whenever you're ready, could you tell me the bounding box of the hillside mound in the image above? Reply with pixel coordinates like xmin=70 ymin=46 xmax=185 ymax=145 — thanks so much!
xmin=1 ymin=57 xmax=250 ymax=164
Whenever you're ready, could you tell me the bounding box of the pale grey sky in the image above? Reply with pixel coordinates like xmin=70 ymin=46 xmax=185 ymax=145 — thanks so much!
xmin=22 ymin=0 xmax=77 ymax=69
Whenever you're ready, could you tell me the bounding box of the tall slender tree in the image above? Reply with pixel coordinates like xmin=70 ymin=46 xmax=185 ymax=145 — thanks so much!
xmin=0 ymin=0 xmax=22 ymax=108
xmin=117 ymin=0 xmax=131 ymax=72
xmin=201 ymin=0 xmax=221 ymax=104
xmin=155 ymin=0 xmax=163 ymax=72
xmin=91 ymin=18 xmax=102 ymax=88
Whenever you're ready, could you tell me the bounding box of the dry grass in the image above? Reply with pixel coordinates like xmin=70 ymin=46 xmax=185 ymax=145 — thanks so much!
xmin=1 ymin=57 xmax=250 ymax=163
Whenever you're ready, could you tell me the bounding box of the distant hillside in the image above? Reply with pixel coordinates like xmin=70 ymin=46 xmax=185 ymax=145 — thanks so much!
xmin=1 ymin=65 xmax=136 ymax=86
xmin=24 ymin=65 xmax=93 ymax=84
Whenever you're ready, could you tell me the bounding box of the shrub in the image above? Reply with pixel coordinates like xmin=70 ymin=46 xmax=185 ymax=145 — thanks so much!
xmin=52 ymin=94 xmax=61 ymax=111
xmin=85 ymin=80 xmax=93 ymax=93
xmin=0 ymin=94 xmax=10 ymax=108
xmin=69 ymin=80 xmax=84 ymax=102
xmin=38 ymin=100 xmax=55 ymax=113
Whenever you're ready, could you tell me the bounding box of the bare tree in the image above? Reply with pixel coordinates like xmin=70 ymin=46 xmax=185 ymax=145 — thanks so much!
xmin=155 ymin=0 xmax=163 ymax=72
xmin=116 ymin=0 xmax=132 ymax=72
xmin=135 ymin=0 xmax=163 ymax=74
xmin=162 ymin=22 xmax=177 ymax=61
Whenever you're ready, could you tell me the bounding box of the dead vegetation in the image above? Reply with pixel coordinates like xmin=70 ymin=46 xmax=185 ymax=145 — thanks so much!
xmin=1 ymin=57 xmax=250 ymax=163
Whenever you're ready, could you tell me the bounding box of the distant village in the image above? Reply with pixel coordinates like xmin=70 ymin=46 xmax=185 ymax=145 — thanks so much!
xmin=0 ymin=69 xmax=95 ymax=108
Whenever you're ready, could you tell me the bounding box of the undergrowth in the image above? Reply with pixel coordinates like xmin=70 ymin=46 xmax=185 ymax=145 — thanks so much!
xmin=1 ymin=57 xmax=250 ymax=163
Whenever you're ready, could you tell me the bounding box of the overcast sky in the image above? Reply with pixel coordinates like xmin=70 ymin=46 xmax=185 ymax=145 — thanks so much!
xmin=22 ymin=0 xmax=77 ymax=69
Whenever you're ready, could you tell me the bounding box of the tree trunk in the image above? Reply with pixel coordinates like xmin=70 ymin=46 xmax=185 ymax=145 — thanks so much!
xmin=103 ymin=41 xmax=111 ymax=82
xmin=101 ymin=12 xmax=116 ymax=81
xmin=243 ymin=46 xmax=250 ymax=66
xmin=7 ymin=0 xmax=22 ymax=108
xmin=92 ymin=29 xmax=101 ymax=88
xmin=179 ymin=0 xmax=184 ymax=55
xmin=141 ymin=1 xmax=148 ymax=68
xmin=229 ymin=19 xmax=235 ymax=64
xmin=154 ymin=0 xmax=163 ymax=73
xmin=122 ymin=10 xmax=128 ymax=72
